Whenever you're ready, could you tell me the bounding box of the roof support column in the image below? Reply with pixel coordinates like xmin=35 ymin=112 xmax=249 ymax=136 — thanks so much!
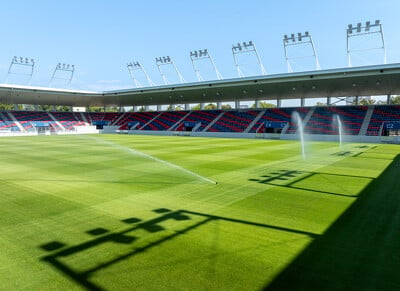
xmin=300 ymin=97 xmax=305 ymax=107
xmin=327 ymin=97 xmax=331 ymax=106
xmin=217 ymin=102 xmax=222 ymax=109
xmin=255 ymin=100 xmax=260 ymax=108
xmin=387 ymin=94 xmax=391 ymax=104
xmin=235 ymin=100 xmax=240 ymax=109
xmin=277 ymin=98 xmax=281 ymax=108
xmin=185 ymin=104 xmax=190 ymax=110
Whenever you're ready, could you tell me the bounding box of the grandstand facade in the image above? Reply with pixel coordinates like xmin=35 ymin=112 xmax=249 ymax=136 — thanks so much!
xmin=1 ymin=104 xmax=400 ymax=141
xmin=1 ymin=63 xmax=400 ymax=142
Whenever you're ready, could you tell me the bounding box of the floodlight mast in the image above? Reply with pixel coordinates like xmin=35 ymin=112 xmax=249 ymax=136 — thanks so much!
xmin=127 ymin=61 xmax=156 ymax=88
xmin=283 ymin=31 xmax=321 ymax=73
xmin=6 ymin=56 xmax=35 ymax=84
xmin=155 ymin=56 xmax=185 ymax=85
xmin=49 ymin=63 xmax=75 ymax=87
xmin=189 ymin=49 xmax=223 ymax=82
xmin=232 ymin=41 xmax=267 ymax=77
xmin=346 ymin=20 xmax=386 ymax=67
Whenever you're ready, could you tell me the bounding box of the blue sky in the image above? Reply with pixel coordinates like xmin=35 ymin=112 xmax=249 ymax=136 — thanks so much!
xmin=1 ymin=0 xmax=399 ymax=92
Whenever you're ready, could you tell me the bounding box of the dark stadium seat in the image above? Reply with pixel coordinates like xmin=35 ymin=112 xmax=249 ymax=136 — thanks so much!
xmin=367 ymin=105 xmax=400 ymax=136
xmin=250 ymin=107 xmax=309 ymax=133
xmin=0 ymin=104 xmax=398 ymax=136
xmin=305 ymin=106 xmax=367 ymax=135
xmin=117 ymin=111 xmax=159 ymax=130
xmin=206 ymin=110 xmax=260 ymax=132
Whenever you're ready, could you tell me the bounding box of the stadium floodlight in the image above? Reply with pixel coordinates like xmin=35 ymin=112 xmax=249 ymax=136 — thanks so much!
xmin=283 ymin=31 xmax=321 ymax=73
xmin=127 ymin=61 xmax=156 ymax=88
xmin=346 ymin=19 xmax=386 ymax=67
xmin=155 ymin=55 xmax=186 ymax=85
xmin=5 ymin=56 xmax=35 ymax=84
xmin=48 ymin=62 xmax=75 ymax=88
xmin=189 ymin=48 xmax=223 ymax=82
xmin=231 ymin=40 xmax=267 ymax=77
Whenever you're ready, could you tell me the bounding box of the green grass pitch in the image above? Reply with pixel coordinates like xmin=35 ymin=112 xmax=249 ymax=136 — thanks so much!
xmin=0 ymin=134 xmax=400 ymax=290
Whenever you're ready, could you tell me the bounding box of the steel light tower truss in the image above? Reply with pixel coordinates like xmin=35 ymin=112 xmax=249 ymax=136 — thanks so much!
xmin=347 ymin=20 xmax=386 ymax=67
xmin=232 ymin=41 xmax=266 ymax=78
xmin=283 ymin=32 xmax=321 ymax=73
xmin=49 ymin=63 xmax=75 ymax=87
xmin=127 ymin=61 xmax=156 ymax=87
xmin=189 ymin=49 xmax=223 ymax=82
xmin=155 ymin=56 xmax=185 ymax=85
xmin=6 ymin=56 xmax=35 ymax=84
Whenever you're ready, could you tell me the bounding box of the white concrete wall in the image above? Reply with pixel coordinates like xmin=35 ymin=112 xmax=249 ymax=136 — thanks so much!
xmin=280 ymin=133 xmax=382 ymax=143
xmin=102 ymin=126 xmax=120 ymax=133
xmin=113 ymin=130 xmax=393 ymax=143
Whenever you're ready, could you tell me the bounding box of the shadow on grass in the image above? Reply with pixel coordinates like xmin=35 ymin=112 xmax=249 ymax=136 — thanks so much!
xmin=249 ymin=169 xmax=371 ymax=198
xmin=39 ymin=208 xmax=318 ymax=290
xmin=264 ymin=155 xmax=400 ymax=290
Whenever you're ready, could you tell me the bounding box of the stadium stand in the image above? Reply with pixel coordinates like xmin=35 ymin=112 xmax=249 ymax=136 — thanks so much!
xmin=206 ymin=110 xmax=260 ymax=132
xmin=0 ymin=120 xmax=20 ymax=131
xmin=305 ymin=106 xmax=367 ymax=135
xmin=2 ymin=104 xmax=400 ymax=136
xmin=117 ymin=111 xmax=160 ymax=130
xmin=51 ymin=112 xmax=87 ymax=130
xmin=87 ymin=112 xmax=119 ymax=125
xmin=11 ymin=111 xmax=57 ymax=131
xmin=249 ymin=107 xmax=309 ymax=133
xmin=367 ymin=105 xmax=400 ymax=136
xmin=181 ymin=110 xmax=222 ymax=132
xmin=141 ymin=111 xmax=189 ymax=131
xmin=0 ymin=112 xmax=20 ymax=131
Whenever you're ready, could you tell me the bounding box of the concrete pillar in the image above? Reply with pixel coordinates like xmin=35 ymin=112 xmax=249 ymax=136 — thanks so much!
xmin=133 ymin=106 xmax=138 ymax=112
xmin=327 ymin=97 xmax=331 ymax=105
xmin=387 ymin=94 xmax=391 ymax=104
xmin=235 ymin=100 xmax=240 ymax=109
xmin=217 ymin=102 xmax=222 ymax=109
xmin=14 ymin=104 xmax=19 ymax=111
xmin=355 ymin=96 xmax=359 ymax=105
xmin=255 ymin=100 xmax=260 ymax=108
xmin=157 ymin=105 xmax=162 ymax=111
xmin=300 ymin=97 xmax=305 ymax=107
xmin=52 ymin=105 xmax=56 ymax=112
xmin=145 ymin=105 xmax=150 ymax=111
xmin=200 ymin=103 xmax=205 ymax=110
xmin=185 ymin=104 xmax=190 ymax=110
xmin=277 ymin=98 xmax=281 ymax=108
xmin=34 ymin=104 xmax=39 ymax=111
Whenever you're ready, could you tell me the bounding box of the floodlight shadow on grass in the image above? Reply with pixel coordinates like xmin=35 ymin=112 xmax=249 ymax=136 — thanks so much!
xmin=264 ymin=154 xmax=400 ymax=290
xmin=249 ymin=169 xmax=373 ymax=198
xmin=39 ymin=209 xmax=318 ymax=290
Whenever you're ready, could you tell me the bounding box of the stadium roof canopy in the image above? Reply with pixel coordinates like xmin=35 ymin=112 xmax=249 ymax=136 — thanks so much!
xmin=1 ymin=63 xmax=400 ymax=107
